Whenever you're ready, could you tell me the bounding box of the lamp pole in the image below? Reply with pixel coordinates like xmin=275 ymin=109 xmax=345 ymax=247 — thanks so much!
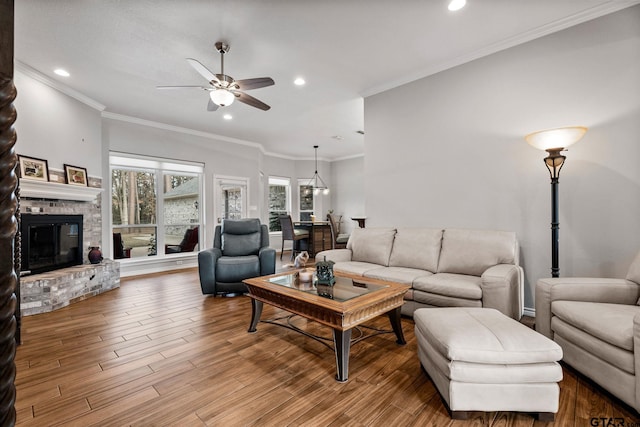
xmin=545 ymin=149 xmax=565 ymax=278
xmin=525 ymin=126 xmax=587 ymax=279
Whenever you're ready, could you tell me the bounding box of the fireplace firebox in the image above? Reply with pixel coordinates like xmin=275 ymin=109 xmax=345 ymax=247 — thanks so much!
xmin=20 ymin=214 xmax=84 ymax=276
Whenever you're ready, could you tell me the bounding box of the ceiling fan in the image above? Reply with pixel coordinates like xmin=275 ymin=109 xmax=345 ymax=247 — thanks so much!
xmin=157 ymin=41 xmax=275 ymax=111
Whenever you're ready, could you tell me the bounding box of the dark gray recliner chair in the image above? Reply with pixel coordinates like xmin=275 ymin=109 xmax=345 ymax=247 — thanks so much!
xmin=198 ymin=218 xmax=276 ymax=296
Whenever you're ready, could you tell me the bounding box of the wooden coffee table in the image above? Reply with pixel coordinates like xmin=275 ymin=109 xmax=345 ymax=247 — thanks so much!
xmin=243 ymin=271 xmax=409 ymax=382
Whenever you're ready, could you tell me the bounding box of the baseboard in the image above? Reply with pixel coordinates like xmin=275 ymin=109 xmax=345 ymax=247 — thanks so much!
xmin=119 ymin=254 xmax=198 ymax=277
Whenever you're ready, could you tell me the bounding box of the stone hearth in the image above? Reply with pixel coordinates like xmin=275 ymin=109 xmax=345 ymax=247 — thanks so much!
xmin=20 ymin=260 xmax=120 ymax=316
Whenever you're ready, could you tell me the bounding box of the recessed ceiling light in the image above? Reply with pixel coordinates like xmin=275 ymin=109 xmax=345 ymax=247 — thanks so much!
xmin=223 ymin=114 xmax=233 ymax=120
xmin=448 ymin=0 xmax=466 ymax=11
xmin=294 ymin=77 xmax=306 ymax=86
xmin=54 ymin=68 xmax=70 ymax=77
xmin=331 ymin=135 xmax=343 ymax=141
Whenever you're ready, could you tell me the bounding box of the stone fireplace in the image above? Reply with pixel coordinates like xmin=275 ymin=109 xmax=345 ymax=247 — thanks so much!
xmin=19 ymin=178 xmax=120 ymax=316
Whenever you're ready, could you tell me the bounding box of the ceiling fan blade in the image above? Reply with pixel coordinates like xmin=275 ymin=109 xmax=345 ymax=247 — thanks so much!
xmin=186 ymin=58 xmax=220 ymax=84
xmin=207 ymin=99 xmax=219 ymax=111
xmin=235 ymin=92 xmax=271 ymax=111
xmin=156 ymin=85 xmax=208 ymax=90
xmin=234 ymin=77 xmax=275 ymax=91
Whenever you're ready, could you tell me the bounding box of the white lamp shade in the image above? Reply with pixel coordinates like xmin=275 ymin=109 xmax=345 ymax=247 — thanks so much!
xmin=210 ymin=89 xmax=235 ymax=106
xmin=525 ymin=126 xmax=587 ymax=151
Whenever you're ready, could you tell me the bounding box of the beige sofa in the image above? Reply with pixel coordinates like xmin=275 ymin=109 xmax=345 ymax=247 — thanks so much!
xmin=535 ymin=251 xmax=640 ymax=412
xmin=316 ymin=227 xmax=523 ymax=320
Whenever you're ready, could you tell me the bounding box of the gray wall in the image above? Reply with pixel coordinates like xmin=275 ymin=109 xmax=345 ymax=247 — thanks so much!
xmin=331 ymin=156 xmax=365 ymax=236
xmin=364 ymin=7 xmax=640 ymax=312
xmin=14 ymin=71 xmax=103 ymax=177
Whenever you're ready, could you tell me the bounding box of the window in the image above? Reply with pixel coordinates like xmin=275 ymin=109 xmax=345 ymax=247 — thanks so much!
xmin=268 ymin=177 xmax=290 ymax=231
xmin=110 ymin=153 xmax=203 ymax=259
xmin=299 ymin=180 xmax=314 ymax=222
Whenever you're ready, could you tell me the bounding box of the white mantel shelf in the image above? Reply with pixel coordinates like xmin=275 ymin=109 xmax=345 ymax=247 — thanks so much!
xmin=19 ymin=179 xmax=103 ymax=202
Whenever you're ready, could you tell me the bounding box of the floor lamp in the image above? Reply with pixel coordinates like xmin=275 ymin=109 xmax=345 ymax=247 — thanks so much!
xmin=525 ymin=126 xmax=587 ymax=277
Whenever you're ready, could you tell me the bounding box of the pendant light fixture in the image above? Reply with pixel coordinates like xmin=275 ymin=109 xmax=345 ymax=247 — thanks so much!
xmin=307 ymin=145 xmax=329 ymax=196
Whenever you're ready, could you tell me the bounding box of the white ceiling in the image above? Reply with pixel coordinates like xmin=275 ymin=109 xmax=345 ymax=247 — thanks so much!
xmin=14 ymin=1 xmax=639 ymax=160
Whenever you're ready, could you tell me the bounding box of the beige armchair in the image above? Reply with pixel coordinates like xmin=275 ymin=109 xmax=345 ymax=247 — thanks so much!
xmin=535 ymin=251 xmax=640 ymax=412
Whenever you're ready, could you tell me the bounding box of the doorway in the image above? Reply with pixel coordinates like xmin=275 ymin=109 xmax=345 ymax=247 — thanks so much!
xmin=214 ymin=175 xmax=249 ymax=224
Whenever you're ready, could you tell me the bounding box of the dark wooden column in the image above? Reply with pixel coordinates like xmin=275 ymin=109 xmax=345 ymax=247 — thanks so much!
xmin=0 ymin=0 xmax=18 ymax=425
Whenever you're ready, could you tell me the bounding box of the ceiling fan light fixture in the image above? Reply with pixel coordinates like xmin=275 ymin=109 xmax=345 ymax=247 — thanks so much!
xmin=210 ymin=89 xmax=235 ymax=107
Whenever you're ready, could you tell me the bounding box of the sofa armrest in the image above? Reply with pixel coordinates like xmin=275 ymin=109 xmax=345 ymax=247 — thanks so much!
xmin=535 ymin=277 xmax=639 ymax=339
xmin=481 ymin=264 xmax=523 ymax=320
xmin=259 ymin=247 xmax=276 ymax=276
xmin=315 ymin=249 xmax=353 ymax=263
xmin=198 ymin=248 xmax=222 ymax=294
xmin=635 ymin=312 xmax=640 ymax=412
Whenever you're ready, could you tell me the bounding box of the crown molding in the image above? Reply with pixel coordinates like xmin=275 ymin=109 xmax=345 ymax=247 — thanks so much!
xmin=331 ymin=153 xmax=365 ymax=162
xmin=101 ymin=111 xmax=266 ymax=152
xmin=362 ymin=0 xmax=640 ymax=97
xmin=15 ymin=60 xmax=106 ymax=111
xmin=103 ymin=112 xmax=354 ymax=163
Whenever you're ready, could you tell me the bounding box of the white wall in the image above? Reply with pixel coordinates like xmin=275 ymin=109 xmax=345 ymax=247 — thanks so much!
xmin=364 ymin=6 xmax=640 ymax=312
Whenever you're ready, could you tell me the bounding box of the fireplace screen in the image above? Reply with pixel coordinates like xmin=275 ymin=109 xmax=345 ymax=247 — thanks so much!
xmin=20 ymin=214 xmax=83 ymax=276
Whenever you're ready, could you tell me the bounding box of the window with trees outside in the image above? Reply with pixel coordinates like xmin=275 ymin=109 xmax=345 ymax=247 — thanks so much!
xmin=268 ymin=176 xmax=290 ymax=232
xmin=299 ymin=180 xmax=314 ymax=222
xmin=110 ymin=153 xmax=203 ymax=259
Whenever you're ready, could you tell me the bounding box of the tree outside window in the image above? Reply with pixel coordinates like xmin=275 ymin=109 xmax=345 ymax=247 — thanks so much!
xmin=112 ymin=168 xmax=157 ymax=257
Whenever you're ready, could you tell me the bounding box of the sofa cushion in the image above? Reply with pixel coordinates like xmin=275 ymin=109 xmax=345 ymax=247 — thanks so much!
xmin=347 ymin=228 xmax=396 ymax=266
xmin=388 ymin=228 xmax=443 ymax=272
xmin=413 ymin=273 xmax=483 ymax=300
xmin=333 ymin=261 xmax=380 ymax=276
xmin=364 ymin=266 xmax=432 ymax=285
xmin=551 ymin=316 xmax=634 ymax=375
xmin=551 ymin=301 xmax=638 ymax=351
xmin=222 ymin=232 xmax=261 ymax=256
xmin=221 ymin=219 xmax=262 ymax=256
xmin=216 ymin=255 xmax=260 ymax=282
xmin=437 ymin=229 xmax=517 ymax=276
xmin=412 ymin=291 xmax=482 ymax=308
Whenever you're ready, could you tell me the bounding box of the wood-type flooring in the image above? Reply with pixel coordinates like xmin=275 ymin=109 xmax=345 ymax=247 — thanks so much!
xmin=14 ymin=268 xmax=639 ymax=426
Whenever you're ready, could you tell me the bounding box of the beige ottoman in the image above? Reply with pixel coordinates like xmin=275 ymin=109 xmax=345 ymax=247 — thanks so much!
xmin=414 ymin=307 xmax=563 ymax=421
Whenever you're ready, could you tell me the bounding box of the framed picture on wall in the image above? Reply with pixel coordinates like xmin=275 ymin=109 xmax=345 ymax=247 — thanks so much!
xmin=18 ymin=155 xmax=49 ymax=182
xmin=64 ymin=164 xmax=88 ymax=186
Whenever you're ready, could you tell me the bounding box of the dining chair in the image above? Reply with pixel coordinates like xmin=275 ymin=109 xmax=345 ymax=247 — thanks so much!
xmin=279 ymin=215 xmax=310 ymax=260
xmin=327 ymin=213 xmax=350 ymax=249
